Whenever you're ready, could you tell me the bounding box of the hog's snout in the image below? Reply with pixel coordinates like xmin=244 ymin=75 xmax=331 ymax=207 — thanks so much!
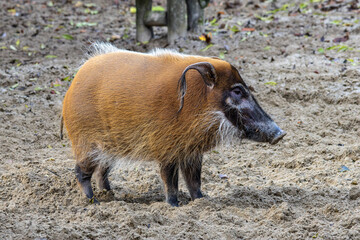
xmin=242 ymin=121 xmax=286 ymax=145
xmin=269 ymin=128 xmax=286 ymax=145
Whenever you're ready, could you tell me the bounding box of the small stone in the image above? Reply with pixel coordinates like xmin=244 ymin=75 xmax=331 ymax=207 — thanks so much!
xmin=351 ymin=180 xmax=358 ymax=185
xmin=219 ymin=174 xmax=228 ymax=179
xmin=349 ymin=187 xmax=360 ymax=200
xmin=340 ymin=165 xmax=350 ymax=172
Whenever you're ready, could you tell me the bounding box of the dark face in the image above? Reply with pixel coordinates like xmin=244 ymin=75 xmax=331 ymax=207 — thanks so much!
xmin=221 ymin=69 xmax=286 ymax=144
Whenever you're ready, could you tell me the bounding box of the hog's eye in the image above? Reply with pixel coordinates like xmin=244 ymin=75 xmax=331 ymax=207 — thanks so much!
xmin=231 ymin=87 xmax=242 ymax=96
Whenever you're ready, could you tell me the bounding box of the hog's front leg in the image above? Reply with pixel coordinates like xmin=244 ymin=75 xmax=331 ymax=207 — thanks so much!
xmin=181 ymin=155 xmax=203 ymax=201
xmin=75 ymin=163 xmax=98 ymax=204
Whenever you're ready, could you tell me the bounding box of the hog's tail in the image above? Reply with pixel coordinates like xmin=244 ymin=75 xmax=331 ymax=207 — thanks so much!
xmin=60 ymin=115 xmax=64 ymax=140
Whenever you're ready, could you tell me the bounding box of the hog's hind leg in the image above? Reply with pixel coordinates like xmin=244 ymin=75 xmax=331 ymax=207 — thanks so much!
xmin=95 ymin=166 xmax=111 ymax=192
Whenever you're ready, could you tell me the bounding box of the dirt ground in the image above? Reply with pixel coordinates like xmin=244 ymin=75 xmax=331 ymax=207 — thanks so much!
xmin=1 ymin=0 xmax=360 ymax=239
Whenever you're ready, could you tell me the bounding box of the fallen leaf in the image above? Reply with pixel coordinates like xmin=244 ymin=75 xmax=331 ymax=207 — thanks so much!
xmin=347 ymin=58 xmax=357 ymax=66
xmin=74 ymin=1 xmax=83 ymax=7
xmin=219 ymin=51 xmax=225 ymax=59
xmin=62 ymin=34 xmax=74 ymax=40
xmin=8 ymin=9 xmax=16 ymax=16
xmin=75 ymin=22 xmax=97 ymax=27
xmin=201 ymin=43 xmax=214 ymax=51
xmin=52 ymin=79 xmax=62 ymax=87
xmin=130 ymin=7 xmax=136 ymax=14
xmin=84 ymin=3 xmax=96 ymax=8
xmin=84 ymin=9 xmax=98 ymax=15
xmin=62 ymin=76 xmax=71 ymax=81
xmin=267 ymin=3 xmax=290 ymax=14
xmin=152 ymin=6 xmax=165 ymax=12
xmin=242 ymin=28 xmax=255 ymax=32
xmin=217 ymin=11 xmax=225 ymax=18
xmin=45 ymin=55 xmax=57 ymax=59
xmin=110 ymin=34 xmax=121 ymax=41
xmin=255 ymin=14 xmax=274 ymax=22
xmin=122 ymin=33 xmax=129 ymax=39
xmin=230 ymin=25 xmax=240 ymax=33
xmin=300 ymin=2 xmax=308 ymax=9
xmin=199 ymin=33 xmax=212 ymax=44
xmin=265 ymin=81 xmax=277 ymax=86
xmin=327 ymin=45 xmax=353 ymax=52
xmin=330 ymin=20 xmax=342 ymax=25
xmin=10 ymin=83 xmax=19 ymax=89
xmin=209 ymin=18 xmax=217 ymax=26
xmin=333 ymin=33 xmax=349 ymax=43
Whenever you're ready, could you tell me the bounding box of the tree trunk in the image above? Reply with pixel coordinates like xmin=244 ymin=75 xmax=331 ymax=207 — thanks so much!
xmin=186 ymin=0 xmax=204 ymax=33
xmin=167 ymin=0 xmax=187 ymax=43
xmin=136 ymin=0 xmax=153 ymax=43
xmin=144 ymin=11 xmax=167 ymax=27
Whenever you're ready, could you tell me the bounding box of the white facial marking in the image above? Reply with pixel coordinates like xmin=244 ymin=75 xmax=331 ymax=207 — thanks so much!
xmin=207 ymin=111 xmax=243 ymax=146
xmin=225 ymin=97 xmax=234 ymax=106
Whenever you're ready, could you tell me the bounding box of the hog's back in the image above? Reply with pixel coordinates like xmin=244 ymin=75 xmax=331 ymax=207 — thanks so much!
xmin=62 ymin=52 xmax=206 ymax=156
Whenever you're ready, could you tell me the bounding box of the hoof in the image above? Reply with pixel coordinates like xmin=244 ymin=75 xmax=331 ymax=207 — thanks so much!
xmin=168 ymin=200 xmax=179 ymax=207
xmin=89 ymin=196 xmax=100 ymax=205
xmin=167 ymin=195 xmax=179 ymax=207
xmin=170 ymin=202 xmax=179 ymax=207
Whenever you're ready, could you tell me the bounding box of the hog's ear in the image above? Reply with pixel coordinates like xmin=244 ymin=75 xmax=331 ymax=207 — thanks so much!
xmin=177 ymin=62 xmax=218 ymax=113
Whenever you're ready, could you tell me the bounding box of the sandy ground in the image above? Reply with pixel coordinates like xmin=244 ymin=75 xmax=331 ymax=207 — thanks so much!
xmin=1 ymin=0 xmax=360 ymax=239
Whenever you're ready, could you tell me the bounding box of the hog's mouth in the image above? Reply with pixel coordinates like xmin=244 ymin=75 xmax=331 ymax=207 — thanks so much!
xmin=270 ymin=130 xmax=287 ymax=145
xmin=241 ymin=124 xmax=286 ymax=145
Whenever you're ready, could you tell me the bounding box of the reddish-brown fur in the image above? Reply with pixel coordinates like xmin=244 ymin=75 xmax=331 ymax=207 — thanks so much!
xmin=63 ymin=51 xmax=237 ymax=166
